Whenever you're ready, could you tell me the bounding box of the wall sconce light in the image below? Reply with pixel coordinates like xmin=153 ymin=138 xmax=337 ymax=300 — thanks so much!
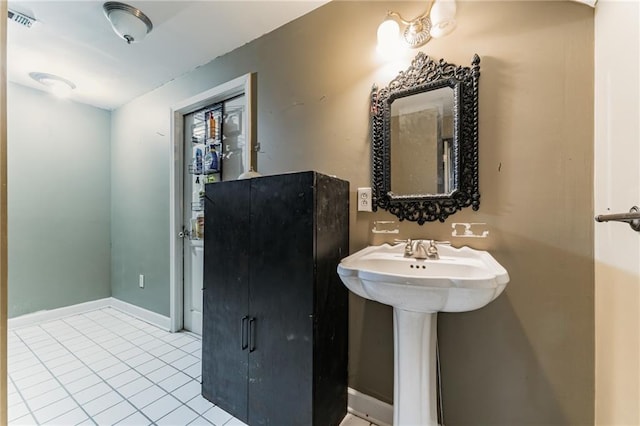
xmin=29 ymin=72 xmax=76 ymax=98
xmin=377 ymin=0 xmax=457 ymax=52
xmin=103 ymin=1 xmax=153 ymax=44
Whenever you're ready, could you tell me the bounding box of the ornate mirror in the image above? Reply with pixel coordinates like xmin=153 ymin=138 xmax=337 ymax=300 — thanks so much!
xmin=371 ymin=53 xmax=480 ymax=224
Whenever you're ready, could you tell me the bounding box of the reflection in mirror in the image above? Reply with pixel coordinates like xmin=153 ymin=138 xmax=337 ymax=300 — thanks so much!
xmin=371 ymin=53 xmax=480 ymax=224
xmin=390 ymin=87 xmax=455 ymax=196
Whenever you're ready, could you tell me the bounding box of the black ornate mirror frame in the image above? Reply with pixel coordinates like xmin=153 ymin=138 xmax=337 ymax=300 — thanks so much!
xmin=371 ymin=53 xmax=480 ymax=224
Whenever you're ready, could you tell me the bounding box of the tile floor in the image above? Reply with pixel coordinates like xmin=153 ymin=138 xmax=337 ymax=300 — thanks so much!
xmin=7 ymin=307 xmax=374 ymax=426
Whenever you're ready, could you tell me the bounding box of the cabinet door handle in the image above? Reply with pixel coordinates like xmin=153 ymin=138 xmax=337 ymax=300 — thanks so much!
xmin=241 ymin=316 xmax=249 ymax=350
xmin=249 ymin=317 xmax=256 ymax=352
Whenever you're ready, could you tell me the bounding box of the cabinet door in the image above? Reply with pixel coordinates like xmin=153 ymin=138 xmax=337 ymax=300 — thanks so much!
xmin=202 ymin=180 xmax=250 ymax=422
xmin=248 ymin=173 xmax=315 ymax=425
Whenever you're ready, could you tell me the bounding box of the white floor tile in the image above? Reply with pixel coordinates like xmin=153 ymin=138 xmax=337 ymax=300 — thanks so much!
xmin=135 ymin=358 xmax=165 ymax=375
xmin=183 ymin=361 xmax=202 ymax=379
xmin=7 ymin=402 xmax=29 ymax=422
xmin=43 ymin=353 xmax=79 ymax=369
xmin=50 ymin=359 xmax=84 ymax=376
xmin=109 ymin=341 xmax=137 ymax=355
xmin=172 ymin=354 xmax=199 ymax=371
xmin=172 ymin=380 xmax=201 ymax=403
xmin=202 ymin=406 xmax=233 ymax=426
xmin=116 ymin=346 xmax=145 ymax=361
xmin=13 ymin=370 xmax=54 ymax=390
xmin=186 ymin=395 xmax=215 ymax=414
xmin=63 ymin=373 xmax=102 ymax=394
xmin=145 ymin=364 xmax=180 ymax=383
xmin=38 ymin=348 xmax=71 ymax=362
xmin=181 ymin=341 xmax=202 ymax=355
xmin=116 ymin=411 xmax=153 ymax=426
xmin=131 ymin=333 xmax=157 ymax=347
xmin=28 ymin=339 xmax=62 ymax=352
xmin=19 ymin=378 xmax=60 ymax=401
xmin=11 ymin=413 xmax=37 ymax=425
xmin=87 ymin=354 xmax=121 ymax=371
xmin=32 ymin=396 xmax=78 ymax=424
xmin=188 ymin=417 xmax=215 ymax=426
xmin=224 ymin=417 xmax=249 ymax=426
xmin=92 ymin=400 xmax=137 ymax=425
xmin=10 ymin=363 xmax=47 ymax=380
xmin=27 ymin=386 xmax=69 ymax=411
xmin=103 ymin=339 xmax=130 ymax=352
xmin=46 ymin=407 xmax=90 ymax=426
xmin=156 ymin=404 xmax=199 ymax=426
xmin=159 ymin=349 xmax=187 ymax=364
xmin=73 ymin=381 xmax=112 ymax=405
xmin=57 ymin=366 xmax=94 ymax=385
xmin=118 ymin=376 xmax=154 ymax=398
xmin=8 ymin=356 xmax=40 ymax=371
xmin=7 ymin=391 xmax=24 ymax=408
xmin=140 ymin=394 xmax=182 ymax=422
xmin=139 ymin=338 xmax=165 ymax=352
xmin=125 ymin=351 xmax=154 ymax=368
xmin=97 ymin=361 xmax=130 ymax=379
xmin=128 ymin=384 xmax=167 ymax=409
xmin=82 ymin=390 xmax=124 ymax=417
xmin=157 ymin=371 xmax=192 ymax=393
xmin=168 ymin=334 xmax=198 ymax=348
xmin=106 ymin=368 xmax=141 ymax=388
xmin=147 ymin=343 xmax=175 ymax=358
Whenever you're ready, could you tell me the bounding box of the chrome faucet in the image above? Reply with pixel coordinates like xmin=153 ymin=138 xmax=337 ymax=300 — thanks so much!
xmin=413 ymin=240 xmax=431 ymax=260
xmin=397 ymin=239 xmax=448 ymax=260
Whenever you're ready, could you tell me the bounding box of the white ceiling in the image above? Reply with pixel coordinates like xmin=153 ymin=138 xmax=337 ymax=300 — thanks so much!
xmin=7 ymin=0 xmax=329 ymax=110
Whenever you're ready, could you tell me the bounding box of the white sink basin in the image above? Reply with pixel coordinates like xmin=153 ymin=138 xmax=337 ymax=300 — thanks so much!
xmin=337 ymin=242 xmax=509 ymax=425
xmin=337 ymin=243 xmax=509 ymax=313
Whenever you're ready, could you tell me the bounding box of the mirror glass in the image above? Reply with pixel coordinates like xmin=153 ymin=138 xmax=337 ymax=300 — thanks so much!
xmin=371 ymin=53 xmax=480 ymax=224
xmin=390 ymin=87 xmax=455 ymax=196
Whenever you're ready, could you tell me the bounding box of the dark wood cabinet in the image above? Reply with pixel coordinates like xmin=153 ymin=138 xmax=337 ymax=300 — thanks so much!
xmin=202 ymin=171 xmax=349 ymax=426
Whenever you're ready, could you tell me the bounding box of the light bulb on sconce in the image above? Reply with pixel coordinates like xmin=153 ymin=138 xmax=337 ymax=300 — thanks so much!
xmin=376 ymin=18 xmax=402 ymax=55
xmin=376 ymin=0 xmax=457 ymax=51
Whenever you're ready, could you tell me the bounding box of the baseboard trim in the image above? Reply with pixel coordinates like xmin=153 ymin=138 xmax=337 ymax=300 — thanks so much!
xmin=109 ymin=298 xmax=171 ymax=331
xmin=8 ymin=298 xmax=112 ymax=329
xmin=8 ymin=297 xmax=171 ymax=331
xmin=348 ymin=387 xmax=393 ymax=426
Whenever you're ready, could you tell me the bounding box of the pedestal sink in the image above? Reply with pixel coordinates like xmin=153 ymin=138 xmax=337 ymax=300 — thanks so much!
xmin=337 ymin=242 xmax=509 ymax=425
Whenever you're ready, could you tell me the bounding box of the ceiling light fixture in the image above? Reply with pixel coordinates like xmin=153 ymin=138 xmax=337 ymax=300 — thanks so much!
xmin=103 ymin=1 xmax=153 ymax=44
xmin=377 ymin=0 xmax=457 ymax=53
xmin=29 ymin=72 xmax=76 ymax=98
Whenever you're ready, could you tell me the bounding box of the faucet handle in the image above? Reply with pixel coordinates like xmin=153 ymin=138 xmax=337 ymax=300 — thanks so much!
xmin=394 ymin=239 xmax=414 ymax=256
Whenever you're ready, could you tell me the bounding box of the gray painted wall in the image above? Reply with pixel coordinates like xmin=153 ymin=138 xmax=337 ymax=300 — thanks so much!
xmin=111 ymin=1 xmax=594 ymax=424
xmin=7 ymin=82 xmax=111 ymax=317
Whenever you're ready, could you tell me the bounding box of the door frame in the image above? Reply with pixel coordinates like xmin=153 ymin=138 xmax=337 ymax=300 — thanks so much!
xmin=169 ymin=73 xmax=255 ymax=332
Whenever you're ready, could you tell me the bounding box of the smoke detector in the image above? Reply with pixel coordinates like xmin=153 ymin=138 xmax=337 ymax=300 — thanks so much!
xmin=8 ymin=9 xmax=36 ymax=28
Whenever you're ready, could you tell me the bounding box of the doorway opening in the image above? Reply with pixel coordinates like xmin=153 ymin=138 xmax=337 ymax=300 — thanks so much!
xmin=169 ymin=73 xmax=255 ymax=333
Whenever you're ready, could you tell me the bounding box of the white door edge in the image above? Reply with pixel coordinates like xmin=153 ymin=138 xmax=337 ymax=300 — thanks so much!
xmin=169 ymin=73 xmax=254 ymax=333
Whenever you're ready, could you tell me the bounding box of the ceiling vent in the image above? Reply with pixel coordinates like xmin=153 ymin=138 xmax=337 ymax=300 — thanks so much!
xmin=8 ymin=9 xmax=36 ymax=28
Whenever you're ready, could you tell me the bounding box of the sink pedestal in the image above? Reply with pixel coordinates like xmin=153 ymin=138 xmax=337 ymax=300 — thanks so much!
xmin=393 ymin=309 xmax=439 ymax=426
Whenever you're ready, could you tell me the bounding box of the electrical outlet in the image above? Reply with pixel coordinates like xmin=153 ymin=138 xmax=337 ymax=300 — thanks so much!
xmin=139 ymin=274 xmax=144 ymax=288
xmin=357 ymin=187 xmax=372 ymax=212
